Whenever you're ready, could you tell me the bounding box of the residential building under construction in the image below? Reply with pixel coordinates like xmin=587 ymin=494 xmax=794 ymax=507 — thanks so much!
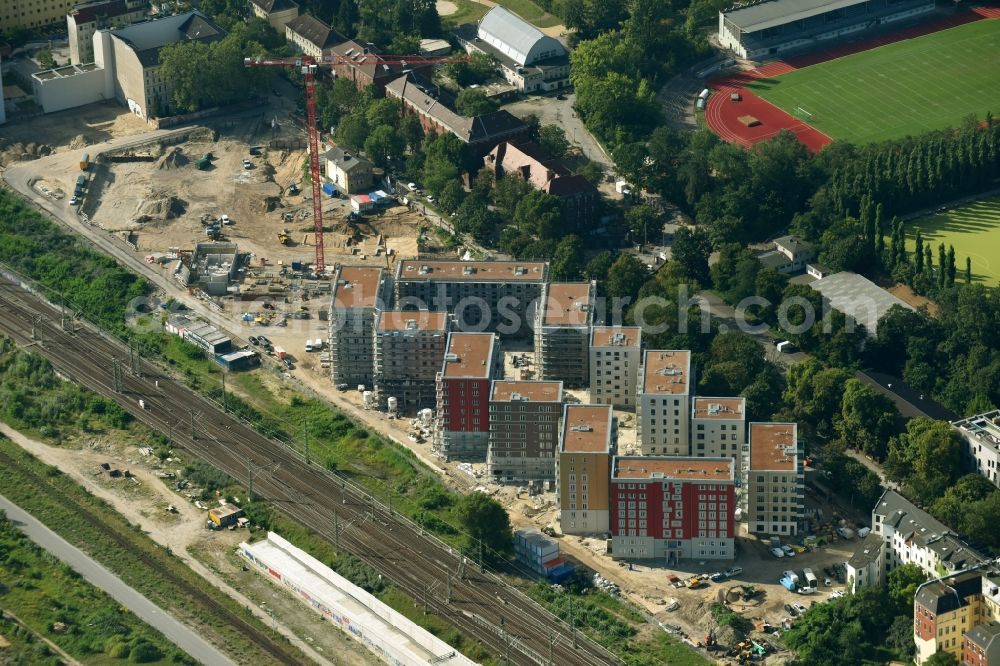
xmin=329 ymin=265 xmax=391 ymax=388
xmin=373 ymin=310 xmax=450 ymax=412
xmin=533 ymin=281 xmax=595 ymax=387
xmin=487 ymin=380 xmax=564 ymax=484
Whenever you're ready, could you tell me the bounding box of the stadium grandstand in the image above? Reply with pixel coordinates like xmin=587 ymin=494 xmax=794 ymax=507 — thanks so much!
xmin=719 ymin=0 xmax=935 ymax=59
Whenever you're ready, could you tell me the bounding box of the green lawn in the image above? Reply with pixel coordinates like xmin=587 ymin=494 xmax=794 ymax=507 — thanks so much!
xmin=745 ymin=19 xmax=1000 ymax=144
xmin=906 ymin=196 xmax=1000 ymax=285
xmin=441 ymin=0 xmax=489 ymax=28
xmin=442 ymin=0 xmax=562 ymax=29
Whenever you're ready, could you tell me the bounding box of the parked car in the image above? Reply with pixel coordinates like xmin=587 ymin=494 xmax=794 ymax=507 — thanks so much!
xmin=69 ymin=195 xmax=78 ymax=206
xmin=556 ymin=93 xmax=566 ymax=100
xmin=243 ymin=159 xmax=253 ymax=169
xmin=710 ymin=573 xmax=727 ymax=583
xmin=407 ymin=182 xmax=418 ymax=191
xmin=824 ymin=577 xmax=832 ymax=586
xmin=248 ymin=336 xmax=260 ymax=345
xmin=725 ymin=566 xmax=743 ymax=577
xmin=426 ymin=195 xmax=436 ymax=203
xmin=770 ymin=547 xmax=785 ymax=558
xmin=784 ymin=604 xmax=798 ymax=617
xmin=792 ymin=603 xmax=808 ymax=614
xmin=220 ymin=214 xmax=231 ymax=225
xmin=781 ymin=545 xmax=796 ymax=557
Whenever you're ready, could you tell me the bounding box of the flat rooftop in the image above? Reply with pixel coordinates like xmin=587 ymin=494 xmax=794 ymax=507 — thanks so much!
xmin=561 ymin=404 xmax=612 ymax=453
xmin=723 ymin=0 xmax=869 ymax=33
xmin=491 ymin=380 xmax=562 ymax=403
xmin=542 ymin=282 xmax=593 ymax=327
xmin=641 ymin=350 xmax=690 ymax=395
xmin=397 ymin=260 xmax=547 ymax=282
xmin=591 ymin=326 xmax=641 ymax=348
xmin=749 ymin=423 xmax=798 ymax=471
xmin=693 ymin=397 xmax=746 ymax=420
xmin=810 ymin=271 xmax=914 ymax=335
xmin=613 ymin=456 xmax=734 ymax=482
xmin=377 ymin=310 xmax=448 ymax=332
xmin=333 ymin=266 xmax=383 ymax=309
xmin=442 ymin=332 xmax=495 ymax=379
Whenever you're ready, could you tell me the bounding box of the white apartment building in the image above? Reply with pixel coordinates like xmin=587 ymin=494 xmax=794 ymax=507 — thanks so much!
xmin=691 ymin=397 xmax=746 ymax=472
xmin=872 ymin=489 xmax=989 ymax=580
xmin=636 ymin=350 xmax=691 ymax=455
xmin=952 ymin=410 xmax=1000 ymax=488
xmin=589 ymin=326 xmax=641 ymax=408
xmin=743 ymin=423 xmax=803 ymax=537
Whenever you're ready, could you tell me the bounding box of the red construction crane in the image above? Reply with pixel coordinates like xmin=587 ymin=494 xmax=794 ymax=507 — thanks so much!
xmin=244 ymin=53 xmax=469 ymax=273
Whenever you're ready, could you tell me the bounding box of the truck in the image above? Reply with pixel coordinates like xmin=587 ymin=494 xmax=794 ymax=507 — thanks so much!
xmin=273 ymin=346 xmax=287 ymax=360
xmin=836 ymin=527 xmax=855 ymax=540
xmin=777 ymin=340 xmax=797 ymax=353
xmin=79 ymin=153 xmax=90 ymax=171
xmin=803 ymin=568 xmax=818 ymax=591
xmin=76 ymin=175 xmax=87 ymax=190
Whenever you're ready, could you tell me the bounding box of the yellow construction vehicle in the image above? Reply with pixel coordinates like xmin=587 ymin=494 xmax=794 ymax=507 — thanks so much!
xmin=277 ymin=229 xmax=291 ymax=246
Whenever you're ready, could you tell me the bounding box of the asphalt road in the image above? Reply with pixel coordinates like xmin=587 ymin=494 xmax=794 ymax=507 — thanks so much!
xmin=0 ymin=494 xmax=235 ymax=666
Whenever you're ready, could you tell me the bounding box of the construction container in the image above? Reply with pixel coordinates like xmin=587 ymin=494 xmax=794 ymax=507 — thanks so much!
xmin=515 ymin=528 xmax=560 ymax=576
xmin=80 ymin=153 xmax=90 ymax=170
xmin=273 ymin=346 xmax=287 ymax=360
xmin=351 ymin=194 xmax=373 ymax=212
xmin=322 ymin=182 xmax=337 ymax=197
xmin=196 ymin=154 xmax=212 ymax=170
xmin=387 ymin=396 xmax=398 ymax=413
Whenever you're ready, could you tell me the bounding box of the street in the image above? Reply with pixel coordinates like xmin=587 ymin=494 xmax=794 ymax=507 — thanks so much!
xmin=0 ymin=494 xmax=236 ymax=666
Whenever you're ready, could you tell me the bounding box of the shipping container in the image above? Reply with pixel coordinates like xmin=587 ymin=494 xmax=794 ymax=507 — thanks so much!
xmin=80 ymin=153 xmax=90 ymax=170
xmin=322 ymin=182 xmax=338 ymax=197
xmin=273 ymin=346 xmax=287 ymax=360
xmin=351 ymin=195 xmax=373 ymax=212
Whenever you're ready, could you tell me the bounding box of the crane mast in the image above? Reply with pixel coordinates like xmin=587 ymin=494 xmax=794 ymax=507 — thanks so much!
xmin=244 ymin=52 xmax=469 ymax=275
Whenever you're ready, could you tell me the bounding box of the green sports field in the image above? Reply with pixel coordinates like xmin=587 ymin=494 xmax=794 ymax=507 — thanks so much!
xmin=745 ymin=19 xmax=1000 ymax=144
xmin=905 ymin=196 xmax=1000 ymax=285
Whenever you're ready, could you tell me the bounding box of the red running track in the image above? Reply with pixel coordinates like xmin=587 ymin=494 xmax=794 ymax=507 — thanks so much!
xmin=705 ymin=5 xmax=1000 ymax=152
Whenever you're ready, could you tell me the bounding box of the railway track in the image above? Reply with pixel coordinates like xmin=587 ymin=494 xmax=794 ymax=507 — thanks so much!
xmin=0 ymin=447 xmax=300 ymax=665
xmin=0 ymin=278 xmax=620 ymax=666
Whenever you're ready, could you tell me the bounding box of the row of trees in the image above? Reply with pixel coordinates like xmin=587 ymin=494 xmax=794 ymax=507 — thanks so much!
xmin=158 ymin=20 xmax=276 ymax=114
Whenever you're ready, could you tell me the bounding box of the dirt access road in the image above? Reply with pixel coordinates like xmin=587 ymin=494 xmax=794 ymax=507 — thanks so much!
xmin=0 ymin=423 xmax=374 ymax=666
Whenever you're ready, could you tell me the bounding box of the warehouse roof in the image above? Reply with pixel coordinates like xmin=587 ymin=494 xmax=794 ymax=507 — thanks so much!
xmin=810 ymin=271 xmax=914 ymax=336
xmin=477 ymin=6 xmax=565 ymax=67
xmin=723 ymin=0 xmax=869 ymax=33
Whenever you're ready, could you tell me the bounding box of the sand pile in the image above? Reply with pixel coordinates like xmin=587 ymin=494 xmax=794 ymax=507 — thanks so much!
xmin=134 ymin=194 xmax=187 ymax=223
xmin=156 ymin=147 xmax=188 ymax=170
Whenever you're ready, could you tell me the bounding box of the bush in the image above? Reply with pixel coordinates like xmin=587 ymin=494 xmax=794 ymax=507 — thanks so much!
xmin=127 ymin=639 xmax=162 ymax=663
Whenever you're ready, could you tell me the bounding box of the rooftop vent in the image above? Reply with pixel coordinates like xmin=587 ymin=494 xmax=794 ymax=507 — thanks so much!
xmin=514 ymin=266 xmax=526 ymax=275
xmin=463 ymin=265 xmax=476 ymax=275
xmin=444 ymin=353 xmax=459 ymax=362
xmin=570 ymin=425 xmax=593 ymax=433
xmin=419 ymin=265 xmax=432 ymax=275
xmin=405 ymin=319 xmax=418 ymax=330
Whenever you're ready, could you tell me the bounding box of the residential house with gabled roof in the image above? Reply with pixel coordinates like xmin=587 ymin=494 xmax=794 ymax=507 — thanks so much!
xmin=248 ymin=0 xmax=299 ymax=33
xmin=284 ymin=14 xmax=345 ymax=58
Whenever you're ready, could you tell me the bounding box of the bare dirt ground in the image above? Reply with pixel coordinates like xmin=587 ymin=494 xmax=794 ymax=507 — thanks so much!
xmin=0 ymin=422 xmax=375 ymax=666
xmin=436 ymin=0 xmax=458 ymax=15
xmin=889 ymin=283 xmax=940 ymax=316
xmin=0 ymin=103 xmax=149 ymax=167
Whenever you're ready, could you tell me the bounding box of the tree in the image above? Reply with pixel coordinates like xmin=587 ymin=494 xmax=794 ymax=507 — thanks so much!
xmin=514 ymin=190 xmax=565 ymax=240
xmin=585 ymin=251 xmax=614 ymax=283
xmin=538 ymin=125 xmax=571 ymax=160
xmin=885 ymin=418 xmax=965 ymax=504
xmin=887 ymin=564 xmax=926 ymax=615
xmin=455 ymin=88 xmax=499 ymax=117
xmin=914 ymin=229 xmax=924 ymax=273
xmin=446 ymin=52 xmax=498 ymax=86
xmin=455 ymin=492 xmax=512 ymax=562
xmin=363 ymin=125 xmax=404 ymax=167
xmin=947 ymin=245 xmax=956 ymax=285
xmin=551 ymin=235 xmax=584 ymax=280
xmin=886 ymin=615 xmax=915 ymax=657
xmin=605 ymin=254 xmax=648 ymax=303
xmin=966 ymin=256 xmax=972 ymax=284
xmin=625 ymin=205 xmax=658 ymax=245
xmin=836 ymin=379 xmax=899 ymax=459
xmin=924 ymin=651 xmax=959 ymax=666
xmin=334 ymin=113 xmax=369 ymax=152
xmin=438 ymin=181 xmax=466 ymax=213
xmin=422 ymin=133 xmax=467 ymax=195
xmin=493 ymin=175 xmax=532 ymax=218
xmin=670 ymin=226 xmax=713 ymax=285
